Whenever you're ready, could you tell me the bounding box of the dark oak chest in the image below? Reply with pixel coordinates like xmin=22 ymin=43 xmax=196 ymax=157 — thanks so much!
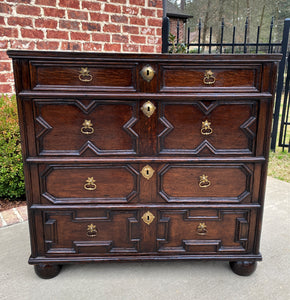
xmin=8 ymin=51 xmax=280 ymax=278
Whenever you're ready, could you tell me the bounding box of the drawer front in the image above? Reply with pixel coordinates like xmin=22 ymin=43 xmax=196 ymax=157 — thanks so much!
xmin=34 ymin=99 xmax=139 ymax=156
xmin=40 ymin=164 xmax=139 ymax=204
xmin=157 ymin=208 xmax=256 ymax=254
xmin=158 ymin=101 xmax=257 ymax=155
xmin=158 ymin=163 xmax=253 ymax=203
xmin=160 ymin=64 xmax=261 ymax=92
xmin=30 ymin=62 xmax=137 ymax=91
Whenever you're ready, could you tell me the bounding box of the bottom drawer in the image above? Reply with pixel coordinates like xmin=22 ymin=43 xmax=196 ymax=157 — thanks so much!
xmin=37 ymin=207 xmax=257 ymax=256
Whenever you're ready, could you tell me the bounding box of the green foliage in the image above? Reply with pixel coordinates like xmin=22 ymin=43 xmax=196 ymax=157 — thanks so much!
xmin=169 ymin=33 xmax=187 ymax=53
xmin=0 ymin=95 xmax=25 ymax=199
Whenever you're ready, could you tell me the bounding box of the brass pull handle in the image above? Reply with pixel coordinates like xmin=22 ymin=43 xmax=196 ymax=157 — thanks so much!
xmin=81 ymin=120 xmax=94 ymax=135
xmin=141 ymin=101 xmax=156 ymax=118
xmin=203 ymin=70 xmax=215 ymax=85
xmin=142 ymin=211 xmax=155 ymax=225
xmin=79 ymin=67 xmax=93 ymax=82
xmin=199 ymin=174 xmax=211 ymax=188
xmin=87 ymin=224 xmax=97 ymax=237
xmin=201 ymin=120 xmax=213 ymax=135
xmin=84 ymin=177 xmax=96 ymax=191
xmin=141 ymin=165 xmax=155 ymax=180
xmin=197 ymin=222 xmax=208 ymax=235
xmin=140 ymin=65 xmax=155 ymax=82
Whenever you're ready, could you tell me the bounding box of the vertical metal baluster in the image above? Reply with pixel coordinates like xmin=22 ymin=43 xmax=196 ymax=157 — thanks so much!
xmin=220 ymin=18 xmax=224 ymax=53
xmin=198 ymin=18 xmax=201 ymax=53
xmin=256 ymin=26 xmax=260 ymax=53
xmin=209 ymin=27 xmax=212 ymax=54
xmin=177 ymin=19 xmax=180 ymax=44
xmin=232 ymin=26 xmax=236 ymax=53
xmin=244 ymin=17 xmax=248 ymax=53
xmin=268 ymin=17 xmax=274 ymax=53
xmin=187 ymin=27 xmax=190 ymax=53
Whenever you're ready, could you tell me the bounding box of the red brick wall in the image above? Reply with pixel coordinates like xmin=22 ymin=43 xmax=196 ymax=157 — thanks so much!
xmin=0 ymin=0 xmax=163 ymax=94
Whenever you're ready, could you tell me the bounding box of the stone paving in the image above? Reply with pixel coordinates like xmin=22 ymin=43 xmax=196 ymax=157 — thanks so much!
xmin=0 ymin=205 xmax=28 ymax=227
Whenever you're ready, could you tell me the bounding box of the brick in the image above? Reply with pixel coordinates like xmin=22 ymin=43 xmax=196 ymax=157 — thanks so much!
xmin=82 ymin=22 xmax=101 ymax=32
xmin=59 ymin=0 xmax=80 ymax=9
xmin=104 ymin=43 xmax=121 ymax=52
xmin=141 ymin=8 xmax=156 ymax=17
xmin=103 ymin=24 xmax=121 ymax=33
xmin=148 ymin=18 xmax=162 ymax=27
xmin=16 ymin=5 xmax=41 ymax=16
xmin=111 ymin=15 xmax=128 ymax=24
xmin=0 ymin=72 xmax=14 ymax=82
xmin=122 ymin=25 xmax=139 ymax=34
xmin=0 ymin=16 xmax=5 ymax=25
xmin=0 ymin=3 xmax=12 ymax=14
xmin=129 ymin=0 xmax=145 ymax=6
xmin=155 ymin=44 xmax=162 ymax=53
xmin=68 ymin=10 xmax=88 ymax=21
xmin=43 ymin=7 xmax=66 ymax=18
xmin=140 ymin=27 xmax=155 ymax=36
xmin=5 ymin=0 xmax=31 ymax=3
xmin=35 ymin=0 xmax=56 ymax=6
xmin=156 ymin=28 xmax=162 ymax=36
xmin=83 ymin=43 xmax=102 ymax=52
xmin=147 ymin=36 xmax=161 ymax=45
xmin=152 ymin=0 xmax=163 ymax=8
xmin=10 ymin=40 xmax=35 ymax=50
xmin=90 ymin=13 xmax=109 ymax=22
xmin=37 ymin=41 xmax=59 ymax=50
xmin=92 ymin=33 xmax=110 ymax=42
xmin=35 ymin=19 xmax=57 ymax=29
xmin=59 ymin=20 xmax=80 ymax=31
xmin=122 ymin=44 xmax=139 ymax=52
xmin=157 ymin=8 xmax=163 ymax=18
xmin=61 ymin=42 xmax=81 ymax=51
xmin=110 ymin=0 xmax=126 ymax=3
xmin=8 ymin=16 xmax=33 ymax=27
xmin=47 ymin=30 xmax=69 ymax=40
xmin=0 ymin=51 xmax=10 ymax=60
xmin=82 ymin=1 xmax=101 ymax=11
xmin=104 ymin=4 xmax=121 ymax=14
xmin=15 ymin=206 xmax=28 ymax=221
xmin=140 ymin=45 xmax=155 ymax=53
xmin=130 ymin=35 xmax=146 ymax=44
xmin=129 ymin=17 xmax=146 ymax=26
xmin=122 ymin=6 xmax=139 ymax=15
xmin=0 ymin=28 xmax=18 ymax=38
xmin=112 ymin=34 xmax=128 ymax=43
xmin=0 ymin=62 xmax=11 ymax=71
xmin=1 ymin=209 xmax=19 ymax=226
xmin=0 ymin=41 xmax=8 ymax=49
xmin=0 ymin=84 xmax=13 ymax=94
xmin=70 ymin=31 xmax=90 ymax=41
xmin=21 ymin=28 xmax=44 ymax=39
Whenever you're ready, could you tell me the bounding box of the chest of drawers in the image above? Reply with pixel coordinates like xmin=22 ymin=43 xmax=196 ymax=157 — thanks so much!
xmin=8 ymin=51 xmax=281 ymax=278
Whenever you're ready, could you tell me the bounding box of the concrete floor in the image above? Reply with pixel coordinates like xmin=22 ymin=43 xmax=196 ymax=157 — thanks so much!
xmin=0 ymin=177 xmax=289 ymax=300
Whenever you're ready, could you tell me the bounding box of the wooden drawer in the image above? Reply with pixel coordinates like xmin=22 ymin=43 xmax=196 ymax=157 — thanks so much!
xmin=159 ymin=64 xmax=261 ymax=93
xmin=40 ymin=164 xmax=139 ymax=204
xmin=158 ymin=163 xmax=253 ymax=203
xmin=30 ymin=61 xmax=137 ymax=92
xmin=158 ymin=100 xmax=257 ymax=156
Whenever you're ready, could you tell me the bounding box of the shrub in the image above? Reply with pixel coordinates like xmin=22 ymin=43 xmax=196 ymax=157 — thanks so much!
xmin=0 ymin=95 xmax=25 ymax=199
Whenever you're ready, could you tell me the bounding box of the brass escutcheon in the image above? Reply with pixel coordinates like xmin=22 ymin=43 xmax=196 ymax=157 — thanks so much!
xmin=81 ymin=120 xmax=94 ymax=135
xmin=87 ymin=224 xmax=97 ymax=237
xmin=142 ymin=211 xmax=155 ymax=225
xmin=84 ymin=177 xmax=97 ymax=191
xmin=201 ymin=120 xmax=213 ymax=135
xmin=79 ymin=67 xmax=93 ymax=82
xmin=199 ymin=174 xmax=211 ymax=188
xmin=141 ymin=165 xmax=155 ymax=180
xmin=203 ymin=70 xmax=215 ymax=85
xmin=197 ymin=222 xmax=208 ymax=235
xmin=140 ymin=65 xmax=155 ymax=82
xmin=141 ymin=101 xmax=156 ymax=118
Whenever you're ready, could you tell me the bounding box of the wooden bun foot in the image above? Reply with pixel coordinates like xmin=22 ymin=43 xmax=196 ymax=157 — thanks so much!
xmin=229 ymin=261 xmax=257 ymax=276
xmin=34 ymin=264 xmax=62 ymax=279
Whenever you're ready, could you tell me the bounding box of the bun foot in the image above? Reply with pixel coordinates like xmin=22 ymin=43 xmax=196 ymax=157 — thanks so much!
xmin=229 ymin=261 xmax=257 ymax=276
xmin=34 ymin=264 xmax=62 ymax=279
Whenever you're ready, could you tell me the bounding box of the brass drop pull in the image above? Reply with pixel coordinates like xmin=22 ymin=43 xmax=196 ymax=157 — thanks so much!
xmin=199 ymin=174 xmax=211 ymax=188
xmin=201 ymin=120 xmax=213 ymax=135
xmin=141 ymin=165 xmax=155 ymax=180
xmin=79 ymin=67 xmax=93 ymax=82
xmin=203 ymin=70 xmax=215 ymax=85
xmin=81 ymin=120 xmax=94 ymax=135
xmin=197 ymin=222 xmax=208 ymax=235
xmin=140 ymin=65 xmax=155 ymax=82
xmin=84 ymin=177 xmax=97 ymax=191
xmin=87 ymin=224 xmax=97 ymax=237
xmin=141 ymin=101 xmax=156 ymax=118
xmin=142 ymin=211 xmax=155 ymax=225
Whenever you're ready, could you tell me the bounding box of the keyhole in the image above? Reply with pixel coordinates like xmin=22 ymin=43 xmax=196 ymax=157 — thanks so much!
xmin=147 ymin=215 xmax=150 ymax=221
xmin=147 ymin=106 xmax=150 ymax=112
xmin=147 ymin=69 xmax=150 ymax=76
xmin=146 ymin=170 xmax=149 ymax=175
